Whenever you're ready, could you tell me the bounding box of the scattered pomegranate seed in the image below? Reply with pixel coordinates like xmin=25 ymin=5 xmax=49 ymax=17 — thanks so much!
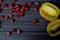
xmin=17 ymin=30 xmax=22 ymax=34
xmin=22 ymin=2 xmax=27 ymax=7
xmin=35 ymin=2 xmax=40 ymax=5
xmin=34 ymin=7 xmax=38 ymax=11
xmin=11 ymin=28 xmax=16 ymax=32
xmin=32 ymin=19 xmax=38 ymax=24
xmin=15 ymin=7 xmax=20 ymax=12
xmin=16 ymin=14 xmax=20 ymax=18
xmin=0 ymin=0 xmax=2 ymax=2
xmin=2 ymin=3 xmax=8 ymax=7
xmin=20 ymin=8 xmax=25 ymax=12
xmin=20 ymin=12 xmax=24 ymax=16
xmin=25 ymin=6 xmax=29 ymax=11
xmin=0 ymin=15 xmax=4 ymax=19
xmin=29 ymin=1 xmax=33 ymax=5
xmin=10 ymin=9 xmax=15 ymax=13
xmin=13 ymin=0 xmax=17 ymax=2
xmin=10 ymin=19 xmax=15 ymax=23
xmin=9 ymin=14 xmax=14 ymax=18
xmin=0 ymin=8 xmax=2 ymax=12
xmin=6 ymin=16 xmax=11 ymax=19
xmin=0 ymin=25 xmax=1 ymax=28
xmin=7 ymin=32 xmax=12 ymax=36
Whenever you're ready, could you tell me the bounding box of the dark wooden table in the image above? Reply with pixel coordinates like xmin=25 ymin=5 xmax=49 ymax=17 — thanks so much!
xmin=0 ymin=0 xmax=60 ymax=40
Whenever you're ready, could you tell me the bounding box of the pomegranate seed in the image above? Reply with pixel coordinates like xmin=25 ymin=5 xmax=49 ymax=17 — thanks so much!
xmin=2 ymin=3 xmax=8 ymax=7
xmin=0 ymin=8 xmax=2 ymax=12
xmin=16 ymin=14 xmax=20 ymax=18
xmin=10 ymin=9 xmax=15 ymax=13
xmin=34 ymin=7 xmax=38 ymax=11
xmin=0 ymin=15 xmax=4 ymax=19
xmin=15 ymin=7 xmax=20 ymax=12
xmin=0 ymin=0 xmax=2 ymax=2
xmin=35 ymin=2 xmax=40 ymax=5
xmin=25 ymin=6 xmax=29 ymax=11
xmin=10 ymin=2 xmax=15 ymax=6
xmin=17 ymin=30 xmax=22 ymax=34
xmin=20 ymin=12 xmax=24 ymax=16
xmin=29 ymin=1 xmax=33 ymax=5
xmin=32 ymin=19 xmax=38 ymax=24
xmin=13 ymin=0 xmax=17 ymax=2
xmin=7 ymin=32 xmax=12 ymax=36
xmin=0 ymin=25 xmax=1 ymax=28
xmin=9 ymin=14 xmax=14 ymax=18
xmin=6 ymin=16 xmax=11 ymax=19
xmin=11 ymin=28 xmax=16 ymax=32
xmin=10 ymin=19 xmax=15 ymax=23
xmin=22 ymin=2 xmax=27 ymax=7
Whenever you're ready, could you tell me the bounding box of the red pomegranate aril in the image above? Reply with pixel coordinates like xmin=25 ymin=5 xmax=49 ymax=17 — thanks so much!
xmin=17 ymin=30 xmax=22 ymax=34
xmin=0 ymin=8 xmax=2 ymax=12
xmin=20 ymin=12 xmax=24 ymax=16
xmin=25 ymin=6 xmax=29 ymax=11
xmin=6 ymin=16 xmax=11 ymax=19
xmin=12 ymin=28 xmax=16 ymax=32
xmin=15 ymin=7 xmax=20 ymax=12
xmin=10 ymin=9 xmax=15 ymax=13
xmin=0 ymin=15 xmax=4 ymax=19
xmin=7 ymin=32 xmax=12 ymax=36
xmin=0 ymin=0 xmax=2 ymax=2
xmin=2 ymin=3 xmax=8 ymax=7
xmin=9 ymin=14 xmax=14 ymax=18
xmin=13 ymin=0 xmax=17 ymax=2
xmin=29 ymin=1 xmax=33 ymax=5
xmin=34 ymin=7 xmax=38 ymax=11
xmin=10 ymin=19 xmax=15 ymax=23
xmin=32 ymin=19 xmax=38 ymax=24
xmin=22 ymin=2 xmax=27 ymax=7
xmin=16 ymin=14 xmax=20 ymax=18
xmin=35 ymin=2 xmax=40 ymax=5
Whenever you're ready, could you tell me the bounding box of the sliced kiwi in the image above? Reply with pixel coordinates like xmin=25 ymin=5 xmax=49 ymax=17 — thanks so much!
xmin=39 ymin=2 xmax=60 ymax=21
xmin=47 ymin=19 xmax=60 ymax=37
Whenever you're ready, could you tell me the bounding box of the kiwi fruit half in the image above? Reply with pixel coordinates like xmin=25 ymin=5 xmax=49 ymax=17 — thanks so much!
xmin=47 ymin=19 xmax=60 ymax=37
xmin=39 ymin=2 xmax=60 ymax=21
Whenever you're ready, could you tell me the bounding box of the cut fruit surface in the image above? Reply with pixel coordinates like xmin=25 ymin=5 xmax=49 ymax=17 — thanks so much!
xmin=47 ymin=19 xmax=60 ymax=37
xmin=39 ymin=2 xmax=60 ymax=21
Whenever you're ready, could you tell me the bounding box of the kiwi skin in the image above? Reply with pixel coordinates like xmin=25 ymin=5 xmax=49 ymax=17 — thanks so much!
xmin=47 ymin=19 xmax=60 ymax=37
xmin=39 ymin=2 xmax=60 ymax=21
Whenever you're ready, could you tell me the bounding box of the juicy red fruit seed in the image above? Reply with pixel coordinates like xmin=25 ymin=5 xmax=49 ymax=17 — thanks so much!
xmin=2 ymin=3 xmax=8 ymax=7
xmin=16 ymin=14 xmax=20 ymax=18
xmin=32 ymin=19 xmax=38 ymax=24
xmin=7 ymin=32 xmax=12 ymax=36
xmin=0 ymin=15 xmax=4 ymax=19
xmin=17 ymin=30 xmax=22 ymax=34
xmin=12 ymin=28 xmax=16 ymax=32
xmin=25 ymin=6 xmax=29 ymax=11
xmin=13 ymin=0 xmax=17 ymax=2
xmin=35 ymin=2 xmax=40 ymax=5
xmin=10 ymin=19 xmax=15 ymax=23
xmin=22 ymin=2 xmax=27 ymax=7
xmin=15 ymin=7 xmax=20 ymax=12
xmin=10 ymin=9 xmax=15 ymax=13
xmin=9 ymin=14 xmax=14 ymax=18
xmin=34 ymin=7 xmax=38 ymax=11
xmin=6 ymin=16 xmax=11 ymax=19
xmin=0 ymin=8 xmax=2 ymax=12
xmin=20 ymin=12 xmax=24 ymax=16
xmin=29 ymin=1 xmax=33 ymax=5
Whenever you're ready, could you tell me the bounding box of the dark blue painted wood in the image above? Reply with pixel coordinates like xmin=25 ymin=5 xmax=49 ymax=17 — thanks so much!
xmin=0 ymin=0 xmax=60 ymax=40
